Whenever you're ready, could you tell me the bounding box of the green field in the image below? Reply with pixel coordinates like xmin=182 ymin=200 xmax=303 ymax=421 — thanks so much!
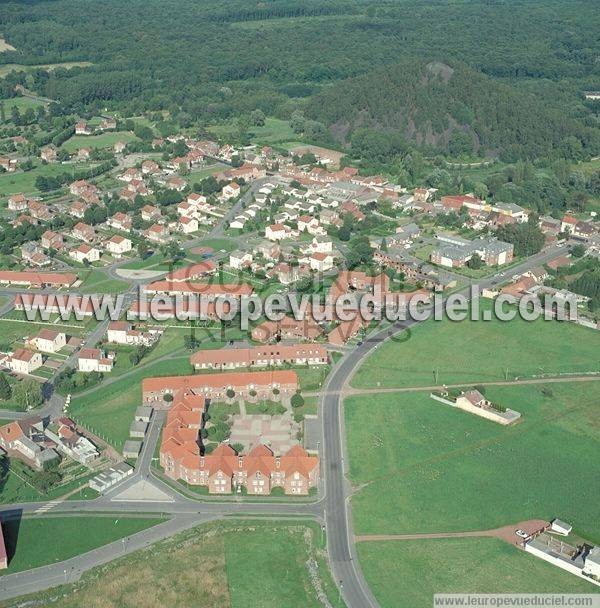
xmin=0 ymin=162 xmax=77 ymax=197
xmin=351 ymin=303 xmax=600 ymax=388
xmin=0 ymin=96 xmax=46 ymax=111
xmin=208 ymin=118 xmax=295 ymax=144
xmin=358 ymin=537 xmax=597 ymax=608
xmin=0 ymin=515 xmax=163 ymax=575
xmin=1 ymin=520 xmax=343 ymax=608
xmin=69 ymin=356 xmax=193 ymax=449
xmin=0 ymin=318 xmax=83 ymax=346
xmin=62 ymin=131 xmax=138 ymax=152
xmin=78 ymin=269 xmax=130 ymax=294
xmin=345 ymin=381 xmax=600 ymax=541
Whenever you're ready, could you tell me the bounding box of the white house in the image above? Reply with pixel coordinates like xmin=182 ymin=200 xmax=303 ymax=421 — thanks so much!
xmin=229 ymin=250 xmax=253 ymax=270
xmin=178 ymin=216 xmax=198 ymax=234
xmin=220 ymin=182 xmax=240 ymax=201
xmin=106 ymin=235 xmax=132 ymax=258
xmin=7 ymin=349 xmax=43 ymax=375
xmin=70 ymin=244 xmax=101 ymax=264
xmin=265 ymin=223 xmax=296 ymax=241
xmin=78 ymin=348 xmax=114 ymax=373
xmin=309 ymin=252 xmax=334 ymax=272
xmin=28 ymin=329 xmax=66 ymax=354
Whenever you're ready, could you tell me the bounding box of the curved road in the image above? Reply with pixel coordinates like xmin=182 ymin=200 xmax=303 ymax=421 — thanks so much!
xmin=0 ymin=242 xmax=567 ymax=605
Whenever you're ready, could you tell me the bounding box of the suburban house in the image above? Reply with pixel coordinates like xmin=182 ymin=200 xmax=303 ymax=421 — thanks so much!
xmin=0 ymin=418 xmax=59 ymax=469
xmin=265 ymin=223 xmax=296 ymax=241
xmin=77 ymin=348 xmax=114 ymax=373
xmin=141 ymin=205 xmax=161 ymax=222
xmin=70 ymin=244 xmax=101 ymax=264
xmin=144 ymin=223 xmax=170 ymax=244
xmin=191 ymin=344 xmax=328 ymax=370
xmin=75 ymin=121 xmax=92 ymax=135
xmin=41 ymin=230 xmax=64 ymax=251
xmin=6 ymin=348 xmax=43 ymax=375
xmin=220 ymin=182 xmax=240 ymax=201
xmin=8 ymin=194 xmax=29 ymax=211
xmin=27 ymin=329 xmax=66 ymax=353
xmin=44 ymin=418 xmax=99 ymax=464
xmin=105 ymin=235 xmax=132 ymax=257
xmin=229 ymin=250 xmax=253 ymax=270
xmin=177 ymin=216 xmax=198 ymax=234
xmin=106 ymin=321 xmax=159 ymax=347
xmin=72 ymin=222 xmax=96 ymax=243
xmin=107 ymin=212 xmax=132 ymax=233
xmin=309 ymin=252 xmax=334 ymax=272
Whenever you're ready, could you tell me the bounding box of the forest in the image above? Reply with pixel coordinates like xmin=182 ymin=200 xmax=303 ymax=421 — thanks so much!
xmin=0 ymin=0 xmax=598 ymax=164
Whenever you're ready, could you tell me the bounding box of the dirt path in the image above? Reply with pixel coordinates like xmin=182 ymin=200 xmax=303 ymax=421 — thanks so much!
xmin=356 ymin=519 xmax=549 ymax=547
xmin=303 ymin=373 xmax=600 ymax=398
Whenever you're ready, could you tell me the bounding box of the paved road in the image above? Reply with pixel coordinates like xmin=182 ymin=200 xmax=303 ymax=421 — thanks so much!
xmin=0 ymin=241 xmax=569 ymax=604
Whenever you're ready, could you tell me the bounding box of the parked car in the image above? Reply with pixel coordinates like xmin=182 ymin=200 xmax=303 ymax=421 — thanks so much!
xmin=515 ymin=529 xmax=529 ymax=539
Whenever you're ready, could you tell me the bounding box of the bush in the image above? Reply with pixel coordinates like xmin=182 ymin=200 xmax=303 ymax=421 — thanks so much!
xmin=164 ymin=393 xmax=174 ymax=403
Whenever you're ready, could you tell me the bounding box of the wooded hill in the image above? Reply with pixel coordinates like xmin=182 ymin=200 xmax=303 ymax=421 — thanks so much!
xmin=306 ymin=60 xmax=600 ymax=162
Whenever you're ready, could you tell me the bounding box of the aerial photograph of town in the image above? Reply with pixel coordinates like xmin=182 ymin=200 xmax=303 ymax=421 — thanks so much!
xmin=0 ymin=0 xmax=597 ymax=606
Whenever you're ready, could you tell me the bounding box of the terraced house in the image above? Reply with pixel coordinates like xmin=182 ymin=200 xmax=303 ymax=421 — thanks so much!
xmin=159 ymin=389 xmax=318 ymax=495
xmin=190 ymin=344 xmax=328 ymax=370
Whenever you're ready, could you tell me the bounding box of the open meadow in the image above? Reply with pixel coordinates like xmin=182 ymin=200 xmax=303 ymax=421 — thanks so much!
xmin=351 ymin=303 xmax=600 ymax=389
xmin=0 ymin=520 xmax=343 ymax=608
xmin=357 ymin=537 xmax=598 ymax=608
xmin=345 ymin=381 xmax=600 ymax=541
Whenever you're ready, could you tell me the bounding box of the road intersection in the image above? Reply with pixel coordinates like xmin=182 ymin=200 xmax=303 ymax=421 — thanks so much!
xmin=0 ymin=232 xmax=569 ymax=604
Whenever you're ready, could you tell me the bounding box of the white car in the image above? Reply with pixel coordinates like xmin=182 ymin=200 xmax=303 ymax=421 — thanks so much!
xmin=515 ymin=529 xmax=529 ymax=539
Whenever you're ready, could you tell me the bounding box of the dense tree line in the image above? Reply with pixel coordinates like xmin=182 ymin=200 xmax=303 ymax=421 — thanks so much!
xmin=0 ymin=0 xmax=597 ymax=165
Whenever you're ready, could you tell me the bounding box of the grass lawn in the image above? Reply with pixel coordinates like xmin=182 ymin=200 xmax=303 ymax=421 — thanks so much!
xmin=351 ymin=302 xmax=600 ymax=388
xmin=345 ymin=381 xmax=600 ymax=541
xmin=0 ymin=459 xmax=99 ymax=504
xmin=0 ymin=163 xmax=76 ymax=197
xmin=0 ymin=520 xmax=343 ymax=608
xmin=208 ymin=118 xmax=295 ymax=145
xmin=358 ymin=537 xmax=597 ymax=608
xmin=197 ymin=237 xmax=238 ymax=252
xmin=0 ymin=96 xmax=46 ymax=111
xmin=1 ymin=515 xmax=163 ymax=575
xmin=294 ymin=364 xmax=330 ymax=391
xmin=69 ymin=357 xmax=193 ymax=449
xmin=78 ymin=268 xmax=130 ymax=294
xmin=0 ymin=318 xmax=83 ymax=347
xmin=61 ymin=131 xmax=138 ymax=152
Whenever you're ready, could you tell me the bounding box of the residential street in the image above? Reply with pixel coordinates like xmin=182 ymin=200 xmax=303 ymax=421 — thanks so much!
xmin=0 ymin=241 xmax=569 ymax=605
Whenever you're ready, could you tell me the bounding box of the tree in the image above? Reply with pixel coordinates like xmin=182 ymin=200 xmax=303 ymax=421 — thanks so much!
xmin=13 ymin=379 xmax=43 ymax=410
xmin=250 ymin=109 xmax=266 ymax=127
xmin=291 ymin=392 xmax=305 ymax=408
xmin=346 ymin=235 xmax=373 ymax=268
xmin=467 ymin=253 xmax=484 ymax=269
xmin=0 ymin=373 xmax=11 ymax=400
